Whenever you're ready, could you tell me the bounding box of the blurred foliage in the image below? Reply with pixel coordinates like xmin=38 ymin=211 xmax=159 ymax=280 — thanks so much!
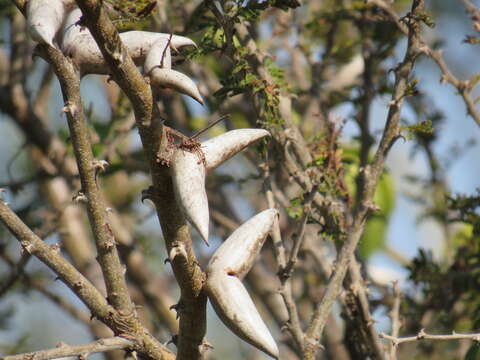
xmin=343 ymin=146 xmax=396 ymax=258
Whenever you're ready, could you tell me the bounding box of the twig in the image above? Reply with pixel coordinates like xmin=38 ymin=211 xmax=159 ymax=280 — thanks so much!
xmin=27 ymin=277 xmax=93 ymax=325
xmin=387 ymin=281 xmax=402 ymax=360
xmin=346 ymin=260 xmax=387 ymax=360
xmin=380 ymin=329 xmax=480 ymax=347
xmin=0 ymin=200 xmax=116 ymax=322
xmin=0 ymin=251 xmax=31 ymax=297
xmin=303 ymin=1 xmax=425 ymax=358
xmin=421 ymin=47 xmax=480 ymax=127
xmin=281 ymin=185 xmax=317 ymax=279
xmin=371 ymin=0 xmax=480 ymax=128
xmin=0 ymin=337 xmax=134 ymax=360
xmin=261 ymin=156 xmax=305 ymax=353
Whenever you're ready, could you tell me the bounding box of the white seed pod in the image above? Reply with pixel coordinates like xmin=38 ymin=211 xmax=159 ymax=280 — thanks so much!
xmin=121 ymin=31 xmax=197 ymax=60
xmin=207 ymin=274 xmax=279 ymax=358
xmin=170 ymin=149 xmax=209 ymax=244
xmin=149 ymin=68 xmax=203 ymax=104
xmin=61 ymin=12 xmax=196 ymax=75
xmin=201 ymin=129 xmax=270 ymax=171
xmin=27 ymin=0 xmax=66 ymax=46
xmin=144 ymin=38 xmax=172 ymax=74
xmin=62 ymin=9 xmax=106 ymax=74
xmin=207 ymin=209 xmax=278 ymax=279
xmin=206 ymin=209 xmax=279 ymax=358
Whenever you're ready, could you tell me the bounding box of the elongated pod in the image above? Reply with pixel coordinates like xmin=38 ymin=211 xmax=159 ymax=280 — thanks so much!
xmin=144 ymin=38 xmax=171 ymax=74
xmin=149 ymin=68 xmax=203 ymax=104
xmin=207 ymin=274 xmax=279 ymax=359
xmin=171 ymin=149 xmax=209 ymax=244
xmin=27 ymin=0 xmax=72 ymax=46
xmin=207 ymin=209 xmax=278 ymax=279
xmin=201 ymin=129 xmax=270 ymax=171
xmin=121 ymin=31 xmax=197 ymax=59
xmin=62 ymin=9 xmax=106 ymax=74
xmin=206 ymin=209 xmax=279 ymax=358
xmin=61 ymin=11 xmax=196 ymax=75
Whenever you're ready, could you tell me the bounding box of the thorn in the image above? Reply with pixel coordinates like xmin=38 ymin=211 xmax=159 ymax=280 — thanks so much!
xmin=50 ymin=243 xmax=61 ymax=253
xmin=72 ymin=191 xmax=88 ymax=203
xmin=169 ymin=300 xmax=184 ymax=319
xmin=166 ymin=334 xmax=178 ymax=346
xmin=20 ymin=241 xmax=33 ymax=254
xmin=92 ymin=159 xmax=109 ymax=172
xmin=199 ymin=340 xmax=214 ymax=354
xmin=61 ymin=101 xmax=78 ymax=116
xmin=168 ymin=243 xmax=187 ymax=262
xmin=141 ymin=186 xmax=154 ymax=204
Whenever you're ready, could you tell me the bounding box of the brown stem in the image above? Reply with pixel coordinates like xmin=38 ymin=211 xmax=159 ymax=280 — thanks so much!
xmin=0 ymin=337 xmax=134 ymax=360
xmin=303 ymin=1 xmax=425 ymax=358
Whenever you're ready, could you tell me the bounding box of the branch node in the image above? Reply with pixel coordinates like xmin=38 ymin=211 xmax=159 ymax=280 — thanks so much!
xmin=168 ymin=243 xmax=187 ymax=262
xmin=72 ymin=191 xmax=88 ymax=203
xmin=62 ymin=101 xmax=78 ymax=116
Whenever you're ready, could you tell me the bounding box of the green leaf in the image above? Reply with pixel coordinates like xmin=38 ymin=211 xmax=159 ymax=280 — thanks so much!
xmin=360 ymin=216 xmax=387 ymax=259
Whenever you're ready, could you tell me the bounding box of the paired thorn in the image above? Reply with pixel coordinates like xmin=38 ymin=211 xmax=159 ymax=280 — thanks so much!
xmin=168 ymin=243 xmax=188 ymax=262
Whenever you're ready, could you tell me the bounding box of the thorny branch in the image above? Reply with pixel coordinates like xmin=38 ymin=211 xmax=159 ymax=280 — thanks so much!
xmin=36 ymin=44 xmax=135 ymax=316
xmin=380 ymin=329 xmax=480 ymax=347
xmin=72 ymin=1 xmax=206 ymax=359
xmin=0 ymin=337 xmax=134 ymax=360
xmin=371 ymin=0 xmax=480 ymax=127
xmin=387 ymin=281 xmax=402 ymax=360
xmin=303 ymin=1 xmax=425 ymax=358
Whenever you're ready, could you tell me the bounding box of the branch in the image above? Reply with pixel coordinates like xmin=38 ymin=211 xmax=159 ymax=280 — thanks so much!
xmin=0 ymin=337 xmax=134 ymax=360
xmin=35 ymin=44 xmax=134 ymax=315
xmin=303 ymin=1 xmax=425 ymax=358
xmin=380 ymin=329 xmax=480 ymax=347
xmin=0 ymin=200 xmax=116 ymax=323
xmin=0 ymin=200 xmax=175 ymax=360
xmin=73 ymin=1 xmax=206 ymax=358
xmin=421 ymin=47 xmax=480 ymax=127
xmin=387 ymin=281 xmax=402 ymax=360
xmin=371 ymin=0 xmax=480 ymax=128
xmin=261 ymin=159 xmax=304 ymax=353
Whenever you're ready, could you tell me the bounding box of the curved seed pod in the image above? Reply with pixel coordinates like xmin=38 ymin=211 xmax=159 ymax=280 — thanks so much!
xmin=121 ymin=31 xmax=197 ymax=59
xmin=27 ymin=0 xmax=66 ymax=46
xmin=171 ymin=149 xmax=209 ymax=244
xmin=207 ymin=209 xmax=278 ymax=279
xmin=144 ymin=38 xmax=171 ymax=74
xmin=61 ymin=13 xmax=196 ymax=75
xmin=201 ymin=129 xmax=270 ymax=171
xmin=62 ymin=9 xmax=106 ymax=74
xmin=149 ymin=68 xmax=203 ymax=105
xmin=207 ymin=274 xmax=279 ymax=359
xmin=206 ymin=209 xmax=279 ymax=358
